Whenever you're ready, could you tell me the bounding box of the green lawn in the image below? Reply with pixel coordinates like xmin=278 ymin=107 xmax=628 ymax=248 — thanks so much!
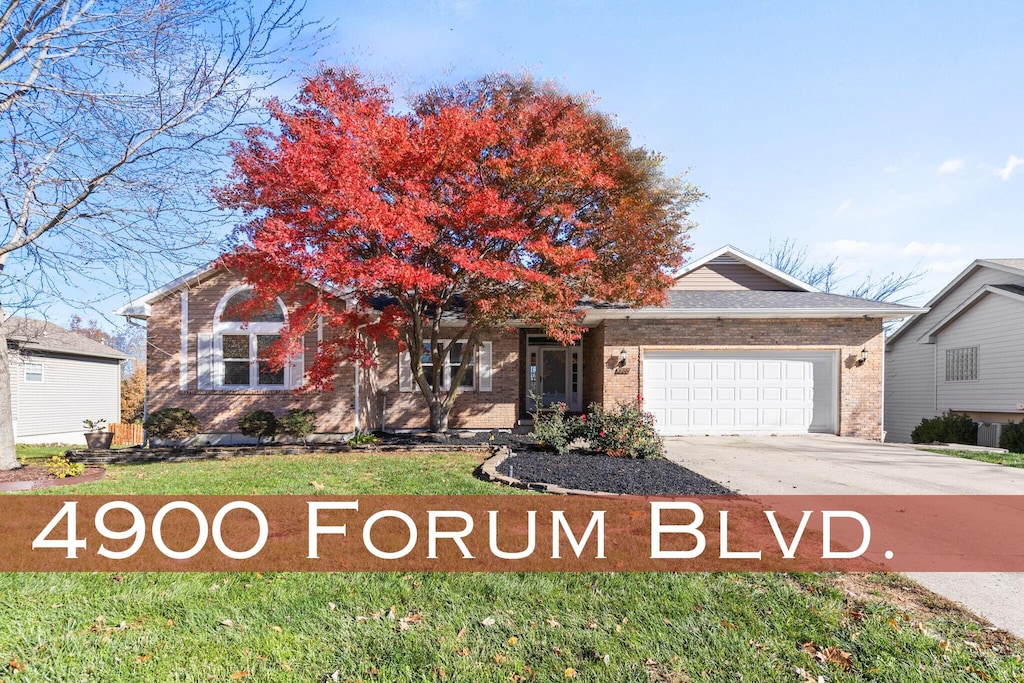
xmin=1 ymin=446 xmax=1021 ymax=682
xmin=926 ymin=448 xmax=1024 ymax=469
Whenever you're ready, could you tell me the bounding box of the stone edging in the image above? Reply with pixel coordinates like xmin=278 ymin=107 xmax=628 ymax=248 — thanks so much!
xmin=0 ymin=467 xmax=106 ymax=492
xmin=478 ymin=448 xmax=635 ymax=499
xmin=68 ymin=443 xmax=494 ymax=466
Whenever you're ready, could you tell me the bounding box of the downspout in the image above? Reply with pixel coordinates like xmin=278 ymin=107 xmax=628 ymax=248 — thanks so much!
xmin=353 ymin=322 xmax=367 ymax=434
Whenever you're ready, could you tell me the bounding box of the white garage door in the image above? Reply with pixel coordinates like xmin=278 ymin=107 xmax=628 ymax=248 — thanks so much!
xmin=643 ymin=351 xmax=837 ymax=435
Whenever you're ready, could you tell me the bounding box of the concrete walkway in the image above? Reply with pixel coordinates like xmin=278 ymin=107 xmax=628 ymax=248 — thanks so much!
xmin=663 ymin=435 xmax=1024 ymax=636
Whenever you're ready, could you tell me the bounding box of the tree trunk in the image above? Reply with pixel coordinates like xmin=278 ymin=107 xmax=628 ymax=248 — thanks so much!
xmin=428 ymin=400 xmax=449 ymax=433
xmin=0 ymin=310 xmax=20 ymax=470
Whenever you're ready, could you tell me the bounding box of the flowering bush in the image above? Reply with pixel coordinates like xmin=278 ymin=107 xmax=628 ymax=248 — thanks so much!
xmin=530 ymin=395 xmax=664 ymax=459
xmin=578 ymin=398 xmax=664 ymax=459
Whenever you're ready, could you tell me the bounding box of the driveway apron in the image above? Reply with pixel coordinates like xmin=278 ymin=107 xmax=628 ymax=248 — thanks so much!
xmin=663 ymin=435 xmax=1024 ymax=636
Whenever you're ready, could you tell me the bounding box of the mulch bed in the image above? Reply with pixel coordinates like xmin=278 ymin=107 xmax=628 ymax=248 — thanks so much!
xmin=0 ymin=465 xmax=105 ymax=491
xmin=496 ymin=450 xmax=734 ymax=496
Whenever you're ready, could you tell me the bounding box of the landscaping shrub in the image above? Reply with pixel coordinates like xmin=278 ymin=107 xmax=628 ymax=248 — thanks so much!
xmin=278 ymin=408 xmax=317 ymax=443
xmin=348 ymin=431 xmax=379 ymax=446
xmin=580 ymin=398 xmax=664 ymax=459
xmin=1000 ymin=421 xmax=1024 ymax=454
xmin=910 ymin=411 xmax=978 ymax=445
xmin=237 ymin=410 xmax=279 ymax=444
xmin=531 ymin=400 xmax=573 ymax=455
xmin=46 ymin=455 xmax=84 ymax=479
xmin=143 ymin=407 xmax=201 ymax=442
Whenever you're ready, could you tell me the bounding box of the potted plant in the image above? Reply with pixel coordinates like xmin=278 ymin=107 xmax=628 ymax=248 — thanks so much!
xmin=83 ymin=418 xmax=113 ymax=450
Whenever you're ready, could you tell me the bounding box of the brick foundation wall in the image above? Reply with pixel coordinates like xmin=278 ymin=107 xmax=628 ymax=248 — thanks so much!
xmin=145 ymin=271 xmax=356 ymax=434
xmin=376 ymin=329 xmax=519 ymax=431
xmin=599 ymin=318 xmax=885 ymax=440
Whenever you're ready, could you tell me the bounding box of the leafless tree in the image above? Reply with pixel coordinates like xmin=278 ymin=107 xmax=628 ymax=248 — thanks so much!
xmin=0 ymin=0 xmax=321 ymax=469
xmin=761 ymin=237 xmax=926 ymax=303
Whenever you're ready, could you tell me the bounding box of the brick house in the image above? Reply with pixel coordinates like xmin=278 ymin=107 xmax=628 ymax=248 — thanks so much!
xmin=117 ymin=245 xmax=925 ymax=442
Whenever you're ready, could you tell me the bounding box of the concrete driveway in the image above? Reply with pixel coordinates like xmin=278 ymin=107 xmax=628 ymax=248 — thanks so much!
xmin=664 ymin=435 xmax=1024 ymax=636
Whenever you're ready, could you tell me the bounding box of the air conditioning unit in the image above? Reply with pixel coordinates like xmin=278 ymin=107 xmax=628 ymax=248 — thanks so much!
xmin=977 ymin=422 xmax=1005 ymax=448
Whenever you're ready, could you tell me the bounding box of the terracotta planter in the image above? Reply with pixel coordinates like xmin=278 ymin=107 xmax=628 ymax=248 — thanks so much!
xmin=84 ymin=431 xmax=114 ymax=450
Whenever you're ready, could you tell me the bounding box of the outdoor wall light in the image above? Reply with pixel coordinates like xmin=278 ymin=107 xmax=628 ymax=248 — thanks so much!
xmin=857 ymin=347 xmax=869 ymax=366
xmin=619 ymin=348 xmax=628 ymax=367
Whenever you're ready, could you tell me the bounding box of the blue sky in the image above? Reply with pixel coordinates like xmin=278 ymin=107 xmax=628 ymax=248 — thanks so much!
xmin=299 ymin=0 xmax=1023 ymax=302
xmin=31 ymin=1 xmax=1024 ymax=325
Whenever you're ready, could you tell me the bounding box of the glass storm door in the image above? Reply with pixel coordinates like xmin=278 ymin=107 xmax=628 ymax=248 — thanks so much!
xmin=540 ymin=349 xmax=568 ymax=409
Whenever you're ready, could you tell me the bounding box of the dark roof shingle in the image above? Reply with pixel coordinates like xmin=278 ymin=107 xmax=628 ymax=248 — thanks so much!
xmin=3 ymin=316 xmax=129 ymax=360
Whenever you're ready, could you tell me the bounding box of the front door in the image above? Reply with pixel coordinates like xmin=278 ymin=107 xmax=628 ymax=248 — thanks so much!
xmin=540 ymin=348 xmax=569 ymax=408
xmin=527 ymin=344 xmax=582 ymax=413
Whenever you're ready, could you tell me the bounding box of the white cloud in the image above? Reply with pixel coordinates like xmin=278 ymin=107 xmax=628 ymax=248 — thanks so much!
xmin=995 ymin=155 xmax=1024 ymax=181
xmin=900 ymin=241 xmax=963 ymax=259
xmin=884 ymin=165 xmax=899 ymax=174
xmin=937 ymin=159 xmax=964 ymax=174
xmin=836 ymin=198 xmax=853 ymax=214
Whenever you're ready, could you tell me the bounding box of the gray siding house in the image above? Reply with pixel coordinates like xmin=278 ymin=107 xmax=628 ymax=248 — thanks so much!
xmin=885 ymin=259 xmax=1024 ymax=444
xmin=4 ymin=316 xmax=128 ymax=444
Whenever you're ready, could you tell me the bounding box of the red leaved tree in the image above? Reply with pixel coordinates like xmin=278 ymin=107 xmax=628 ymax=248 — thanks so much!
xmin=218 ymin=69 xmax=702 ymax=432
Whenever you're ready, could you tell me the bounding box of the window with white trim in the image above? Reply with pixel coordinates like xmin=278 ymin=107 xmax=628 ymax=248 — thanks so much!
xmin=24 ymin=362 xmax=43 ymax=383
xmin=418 ymin=340 xmax=474 ymax=390
xmin=945 ymin=346 xmax=978 ymax=382
xmin=215 ymin=289 xmax=289 ymax=389
xmin=400 ymin=339 xmax=489 ymax=393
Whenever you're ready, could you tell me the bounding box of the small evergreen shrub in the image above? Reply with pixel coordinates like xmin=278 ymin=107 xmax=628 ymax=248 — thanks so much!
xmin=144 ymin=408 xmax=201 ymax=442
xmin=238 ymin=410 xmax=279 ymax=444
xmin=910 ymin=411 xmax=978 ymax=445
xmin=278 ymin=409 xmax=317 ymax=443
xmin=1000 ymin=421 xmax=1024 ymax=454
xmin=46 ymin=455 xmax=84 ymax=479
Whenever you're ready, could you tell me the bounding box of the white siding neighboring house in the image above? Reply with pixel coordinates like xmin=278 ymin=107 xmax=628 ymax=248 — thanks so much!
xmin=4 ymin=316 xmax=128 ymax=444
xmin=885 ymin=259 xmax=1024 ymax=444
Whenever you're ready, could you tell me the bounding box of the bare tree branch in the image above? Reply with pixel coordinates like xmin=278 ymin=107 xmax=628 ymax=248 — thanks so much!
xmin=0 ymin=0 xmax=325 ymax=469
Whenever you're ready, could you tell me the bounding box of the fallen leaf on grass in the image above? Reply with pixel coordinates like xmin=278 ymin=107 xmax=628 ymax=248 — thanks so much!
xmin=219 ymin=619 xmax=235 ymax=628
xmin=135 ymin=654 xmax=151 ymax=663
xmin=229 ymin=672 xmax=249 ymax=680
xmin=481 ymin=617 xmax=496 ymax=626
xmin=398 ymin=613 xmax=422 ymax=631
xmin=456 ymin=626 xmax=467 ymax=640
xmin=564 ymin=668 xmax=577 ymax=678
xmin=493 ymin=654 xmax=507 ymax=664
xmin=546 ymin=616 xmax=561 ymax=628
xmin=270 ymin=625 xmax=283 ymax=633
xmin=800 ymin=642 xmax=853 ymax=670
xmin=9 ymin=659 xmax=25 ymax=671
xmin=794 ymin=666 xmax=824 ymax=683
xmin=327 ymin=602 xmax=337 ymax=612
xmin=645 ymin=658 xmax=692 ymax=682
xmin=310 ymin=481 xmax=324 ymax=491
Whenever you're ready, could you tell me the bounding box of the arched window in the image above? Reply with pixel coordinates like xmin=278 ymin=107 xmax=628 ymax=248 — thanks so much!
xmin=213 ymin=287 xmax=289 ymax=389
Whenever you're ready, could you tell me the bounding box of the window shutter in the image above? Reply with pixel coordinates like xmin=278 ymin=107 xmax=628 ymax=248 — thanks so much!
xmin=399 ymin=351 xmax=413 ymax=392
xmin=197 ymin=333 xmax=214 ymax=390
xmin=478 ymin=341 xmax=492 ymax=392
xmin=289 ymin=336 xmax=305 ymax=389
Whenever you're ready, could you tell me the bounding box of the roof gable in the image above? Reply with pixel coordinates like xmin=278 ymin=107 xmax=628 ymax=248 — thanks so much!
xmin=918 ymin=284 xmax=1024 ymax=342
xmin=671 ymin=245 xmax=818 ymax=292
xmin=888 ymin=258 xmax=1024 ymax=345
xmin=115 ymin=261 xmax=347 ymax=320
